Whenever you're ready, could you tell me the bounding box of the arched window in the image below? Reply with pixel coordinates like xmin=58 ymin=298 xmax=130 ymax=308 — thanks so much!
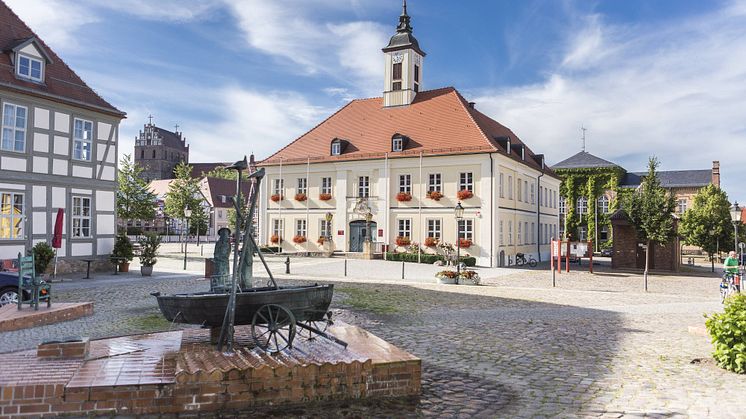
xmin=577 ymin=197 xmax=588 ymax=214
xmin=598 ymin=196 xmax=609 ymax=214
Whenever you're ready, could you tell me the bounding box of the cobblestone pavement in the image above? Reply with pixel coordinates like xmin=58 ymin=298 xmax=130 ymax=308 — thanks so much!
xmin=2 ymin=254 xmax=745 ymax=418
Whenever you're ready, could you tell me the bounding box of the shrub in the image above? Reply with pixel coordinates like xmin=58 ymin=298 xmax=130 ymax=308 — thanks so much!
xmin=270 ymin=234 xmax=281 ymax=244
xmin=270 ymin=194 xmax=282 ymax=202
xmin=459 ymin=270 xmax=481 ymax=285
xmin=138 ymin=233 xmax=162 ymax=267
xmin=294 ymin=193 xmax=307 ymax=202
xmin=706 ymin=294 xmax=746 ymax=374
xmin=396 ymin=192 xmax=412 ymax=202
xmin=319 ymin=193 xmax=332 ymax=201
xmin=457 ymin=189 xmax=474 ymax=200
xmin=385 ymin=252 xmax=476 ymax=266
xmin=30 ymin=242 xmax=55 ymax=274
xmin=426 ymin=190 xmax=443 ymax=201
xmin=126 ymin=226 xmax=143 ymax=235
xmin=424 ymin=237 xmax=438 ymax=247
xmin=111 ymin=234 xmax=134 ymax=262
xmin=436 ymin=270 xmax=458 ymax=279
xmin=395 ymin=236 xmax=411 ymax=246
xmin=292 ymin=235 xmax=307 ymax=244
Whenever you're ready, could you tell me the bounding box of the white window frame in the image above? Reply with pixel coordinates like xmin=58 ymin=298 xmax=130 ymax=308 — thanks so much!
xmin=499 ymin=220 xmax=504 ymax=244
xmin=559 ymin=196 xmax=566 ymax=214
xmin=297 ymin=177 xmax=307 ymax=195
xmin=599 ymin=196 xmax=610 ymax=214
xmin=458 ymin=219 xmax=474 ymax=240
xmin=273 ymin=179 xmax=284 ymax=196
xmin=426 ymin=218 xmax=441 ymax=239
xmin=392 ymin=137 xmax=403 ymax=152
xmin=0 ymin=191 xmax=24 ymax=239
xmin=508 ymin=176 xmax=513 ymax=199
xmin=295 ymin=219 xmax=306 ymax=237
xmin=524 ymin=180 xmax=529 ymax=203
xmin=678 ymin=199 xmax=687 ymax=213
xmin=531 ymin=222 xmax=535 ymax=244
xmin=530 ymin=183 xmax=535 ymax=204
xmin=428 ymin=173 xmax=442 ymax=193
xmin=72 ymin=196 xmax=91 ymax=238
xmin=321 ymin=177 xmax=332 ymax=195
xmin=272 ymin=219 xmax=284 ymax=239
xmin=331 ymin=141 xmax=341 ymax=156
xmin=577 ymin=197 xmax=588 ymax=214
xmin=517 ymin=222 xmax=522 ymax=244
xmin=524 ymin=222 xmax=529 ymax=244
xmin=397 ymin=218 xmax=411 ymax=238
xmin=399 ymin=174 xmax=411 ymax=194
xmin=517 ymin=178 xmax=522 ymax=202
xmin=508 ymin=221 xmax=513 ymax=245
xmin=1 ymin=103 xmax=27 ymax=152
xmin=16 ymin=54 xmax=43 ymax=82
xmin=459 ymin=172 xmax=473 ymax=192
xmin=600 ymin=225 xmax=609 ymax=241
xmin=579 ymin=226 xmax=587 ymax=241
xmin=319 ymin=219 xmax=332 ymax=239
xmin=499 ymin=173 xmax=504 ymax=198
xmin=358 ymin=176 xmax=370 ymax=198
xmin=73 ymin=118 xmax=93 ymax=161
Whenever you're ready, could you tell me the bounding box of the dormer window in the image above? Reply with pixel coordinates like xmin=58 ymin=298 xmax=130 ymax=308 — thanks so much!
xmin=392 ymin=137 xmax=403 ymax=152
xmin=331 ymin=140 xmax=341 ymax=156
xmin=17 ymin=55 xmax=43 ymax=82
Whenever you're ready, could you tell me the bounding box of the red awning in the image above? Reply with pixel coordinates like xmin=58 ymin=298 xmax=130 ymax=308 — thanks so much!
xmin=52 ymin=208 xmax=63 ymax=249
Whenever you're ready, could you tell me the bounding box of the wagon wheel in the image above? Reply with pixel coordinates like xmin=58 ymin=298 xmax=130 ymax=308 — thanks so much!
xmin=251 ymin=304 xmax=296 ymax=353
xmin=299 ymin=311 xmax=333 ymax=340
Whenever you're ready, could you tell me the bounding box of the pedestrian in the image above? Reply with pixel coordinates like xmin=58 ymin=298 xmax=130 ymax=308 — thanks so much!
xmin=723 ymin=251 xmax=741 ymax=293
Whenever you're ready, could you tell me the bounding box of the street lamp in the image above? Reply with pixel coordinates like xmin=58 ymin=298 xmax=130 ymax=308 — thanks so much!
xmin=365 ymin=212 xmax=373 ymax=244
xmin=325 ymin=212 xmax=333 ymax=243
xmin=183 ymin=207 xmax=192 ymax=270
xmin=730 ymin=201 xmax=741 ymax=262
xmin=454 ymin=202 xmax=465 ymax=281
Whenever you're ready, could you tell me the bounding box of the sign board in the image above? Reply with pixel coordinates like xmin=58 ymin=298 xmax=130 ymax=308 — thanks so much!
xmin=337 ymin=230 xmax=344 ymax=236
xmin=572 ymin=243 xmax=588 ymax=257
xmin=552 ymin=241 xmax=560 ymax=257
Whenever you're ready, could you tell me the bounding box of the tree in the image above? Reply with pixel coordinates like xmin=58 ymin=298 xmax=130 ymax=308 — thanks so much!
xmin=679 ymin=184 xmax=732 ymax=272
xmin=622 ymin=157 xmax=677 ymax=290
xmin=116 ymin=154 xmax=156 ymax=232
xmin=205 ymin=166 xmax=237 ymax=181
xmin=164 ymin=162 xmax=205 ymax=233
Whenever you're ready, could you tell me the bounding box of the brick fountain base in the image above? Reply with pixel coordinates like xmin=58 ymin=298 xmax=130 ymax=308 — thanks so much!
xmin=0 ymin=322 xmax=420 ymax=417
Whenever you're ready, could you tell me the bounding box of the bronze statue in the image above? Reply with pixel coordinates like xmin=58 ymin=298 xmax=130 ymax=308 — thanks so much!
xmin=213 ymin=228 xmax=231 ymax=290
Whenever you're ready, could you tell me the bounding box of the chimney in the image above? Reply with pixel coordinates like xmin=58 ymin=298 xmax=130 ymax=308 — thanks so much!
xmin=712 ymin=161 xmax=720 ymax=188
xmin=468 ymin=102 xmax=475 ymax=109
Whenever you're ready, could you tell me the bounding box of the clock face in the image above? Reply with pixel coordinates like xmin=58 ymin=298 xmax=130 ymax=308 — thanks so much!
xmin=392 ymin=52 xmax=404 ymax=64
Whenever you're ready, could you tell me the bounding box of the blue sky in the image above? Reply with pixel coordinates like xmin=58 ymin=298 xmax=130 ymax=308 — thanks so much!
xmin=9 ymin=0 xmax=746 ymax=201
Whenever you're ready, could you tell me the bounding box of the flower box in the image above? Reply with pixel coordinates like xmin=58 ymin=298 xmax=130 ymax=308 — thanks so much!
xmin=424 ymin=237 xmax=438 ymax=247
xmin=435 ymin=270 xmax=458 ymax=284
xmin=292 ymin=235 xmax=307 ymax=244
xmin=319 ymin=193 xmax=332 ymax=201
xmin=396 ymin=192 xmax=412 ymax=202
xmin=426 ymin=190 xmax=443 ymax=201
xmin=457 ymin=189 xmax=474 ymax=200
xmin=270 ymin=194 xmax=283 ymax=202
xmin=458 ymin=238 xmax=472 ymax=248
xmin=317 ymin=236 xmax=326 ymax=245
xmin=459 ymin=270 xmax=481 ymax=285
xmin=294 ymin=193 xmax=307 ymax=202
xmin=270 ymin=234 xmax=281 ymax=244
xmin=395 ymin=236 xmax=411 ymax=246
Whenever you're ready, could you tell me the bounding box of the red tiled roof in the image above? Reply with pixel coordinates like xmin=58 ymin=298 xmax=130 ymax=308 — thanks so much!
xmin=201 ymin=177 xmax=252 ymax=208
xmin=0 ymin=1 xmax=124 ymax=117
xmin=260 ymin=87 xmax=556 ymax=178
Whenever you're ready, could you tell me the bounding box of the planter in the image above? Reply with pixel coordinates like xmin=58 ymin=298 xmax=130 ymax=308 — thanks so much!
xmin=294 ymin=193 xmax=307 ymax=202
xmin=317 ymin=236 xmax=326 ymax=245
xmin=395 ymin=236 xmax=411 ymax=246
xmin=319 ymin=193 xmax=332 ymax=201
xmin=457 ymin=190 xmax=474 ymax=200
xmin=424 ymin=237 xmax=438 ymax=247
xmin=270 ymin=194 xmax=283 ymax=202
xmin=118 ymin=262 xmax=130 ymax=273
xmin=141 ymin=266 xmax=153 ymax=276
xmin=270 ymin=235 xmax=281 ymax=244
xmin=436 ymin=276 xmax=457 ymax=285
xmin=396 ymin=192 xmax=412 ymax=202
xmin=293 ymin=235 xmax=307 ymax=244
xmin=426 ymin=190 xmax=443 ymax=201
xmin=458 ymin=238 xmax=472 ymax=248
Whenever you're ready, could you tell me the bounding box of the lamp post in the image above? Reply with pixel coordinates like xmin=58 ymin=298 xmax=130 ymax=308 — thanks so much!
xmin=325 ymin=212 xmax=333 ymax=244
xmin=183 ymin=207 xmax=192 ymax=270
xmin=730 ymin=201 xmax=741 ymax=263
xmin=365 ymin=212 xmax=373 ymax=244
xmin=454 ymin=201 xmax=464 ymax=281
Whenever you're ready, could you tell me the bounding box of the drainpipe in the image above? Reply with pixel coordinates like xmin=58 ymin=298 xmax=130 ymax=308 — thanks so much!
xmin=537 ymin=171 xmax=544 ymax=262
xmin=384 ymin=153 xmax=389 ymax=260
xmin=418 ymin=152 xmax=423 ymax=264
xmin=489 ymin=153 xmax=495 ymax=267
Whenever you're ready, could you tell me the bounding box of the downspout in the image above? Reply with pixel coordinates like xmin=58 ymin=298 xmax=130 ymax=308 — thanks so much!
xmin=537 ymin=171 xmax=544 ymax=262
xmin=278 ymin=158 xmax=283 ymax=243
xmin=306 ymin=156 xmax=310 ymax=254
xmin=418 ymin=152 xmax=423 ymax=264
xmin=384 ymin=152 xmax=389 ymax=260
xmin=489 ymin=153 xmax=495 ymax=267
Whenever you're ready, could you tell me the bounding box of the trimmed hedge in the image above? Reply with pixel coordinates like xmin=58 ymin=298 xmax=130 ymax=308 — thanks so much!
xmin=385 ymin=252 xmax=476 ymax=266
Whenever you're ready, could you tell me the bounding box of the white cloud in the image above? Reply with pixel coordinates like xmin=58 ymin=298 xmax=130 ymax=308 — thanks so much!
xmin=4 ymin=0 xmax=98 ymax=52
xmin=472 ymin=4 xmax=746 ymax=199
xmin=91 ymin=0 xmax=221 ymax=22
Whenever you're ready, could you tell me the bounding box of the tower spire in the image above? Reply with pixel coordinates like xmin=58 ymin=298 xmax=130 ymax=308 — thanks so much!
xmin=397 ymin=0 xmax=412 ymax=33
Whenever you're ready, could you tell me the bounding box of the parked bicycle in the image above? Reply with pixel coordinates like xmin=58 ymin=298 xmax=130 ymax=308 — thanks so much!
xmin=720 ymin=270 xmax=740 ymax=303
xmin=515 ymin=253 xmax=537 ymax=268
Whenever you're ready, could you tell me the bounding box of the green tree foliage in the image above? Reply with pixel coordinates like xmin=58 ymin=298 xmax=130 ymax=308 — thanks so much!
xmin=622 ymin=157 xmax=677 ymax=289
xmin=164 ymin=162 xmax=205 ymax=227
xmin=116 ymin=154 xmax=156 ymax=231
xmin=205 ymin=166 xmax=237 ymax=181
xmin=679 ymin=185 xmax=733 ymax=267
xmin=705 ymin=294 xmax=746 ymax=374
xmin=189 ymin=206 xmax=209 ymax=235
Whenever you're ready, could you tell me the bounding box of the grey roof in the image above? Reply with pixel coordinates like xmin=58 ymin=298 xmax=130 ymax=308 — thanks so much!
xmin=551 ymin=151 xmax=621 ymax=170
xmin=621 ymin=170 xmax=712 ymax=189
xmin=382 ymin=1 xmax=426 ymax=56
xmin=154 ymin=127 xmax=187 ymax=149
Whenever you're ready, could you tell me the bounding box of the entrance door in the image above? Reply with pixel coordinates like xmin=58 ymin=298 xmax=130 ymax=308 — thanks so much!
xmin=349 ymin=220 xmax=377 ymax=252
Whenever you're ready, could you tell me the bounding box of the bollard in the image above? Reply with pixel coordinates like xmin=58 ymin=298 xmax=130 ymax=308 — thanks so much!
xmin=552 ymin=265 xmax=556 ymax=288
xmin=402 ymin=261 xmax=405 ymax=280
xmin=200 ymin=245 xmax=204 ymax=256
xmin=285 ymin=256 xmax=290 ymax=274
xmin=344 ymin=259 xmax=347 ymax=277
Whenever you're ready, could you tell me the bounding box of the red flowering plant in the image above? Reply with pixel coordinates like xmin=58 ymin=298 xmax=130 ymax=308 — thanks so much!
xmin=396 ymin=192 xmax=412 ymax=202
xmin=458 ymin=238 xmax=472 ymax=248
xmin=426 ymin=190 xmax=443 ymax=201
xmin=292 ymin=235 xmax=307 ymax=244
xmin=294 ymin=193 xmax=307 ymax=202
xmin=319 ymin=193 xmax=332 ymax=201
xmin=424 ymin=237 xmax=438 ymax=247
xmin=317 ymin=236 xmax=326 ymax=245
xmin=395 ymin=236 xmax=411 ymax=246
xmin=270 ymin=234 xmax=281 ymax=244
xmin=457 ymin=189 xmax=473 ymax=200
xmin=270 ymin=194 xmax=283 ymax=202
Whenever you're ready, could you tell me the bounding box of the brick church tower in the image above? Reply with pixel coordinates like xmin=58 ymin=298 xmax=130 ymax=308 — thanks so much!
xmin=134 ymin=118 xmax=189 ymax=181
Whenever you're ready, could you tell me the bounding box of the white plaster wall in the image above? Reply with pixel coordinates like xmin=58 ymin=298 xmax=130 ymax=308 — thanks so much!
xmin=0 ymin=245 xmax=26 ymax=260
xmin=19 ymin=44 xmax=42 ymax=58
xmin=71 ymin=242 xmax=92 ymax=257
xmin=72 ymin=165 xmax=92 ymax=178
xmin=33 ymin=133 xmax=48 ymax=152
xmin=33 ymin=211 xmax=46 ymax=234
xmin=54 ymin=136 xmax=68 ymax=155
xmin=97 ymin=122 xmax=111 ymax=140
xmin=32 ymin=156 xmax=48 ymax=174
xmin=96 ymin=214 xmax=115 ymax=235
xmin=96 ymin=191 xmax=115 ymax=211
xmin=57 ymin=240 xmax=66 ymax=257
xmin=1 ymin=156 xmax=26 ymax=171
xmin=52 ymin=159 xmax=67 ymax=175
xmin=34 ymin=108 xmax=49 ymax=129
xmin=101 ymin=166 xmax=115 ymax=181
xmin=97 ymin=238 xmax=114 ymax=255
xmin=51 ymin=187 xmax=66 ymax=208
xmin=32 ymin=186 xmax=46 ymax=207
xmin=0 ymin=183 xmax=23 ymax=190
xmin=54 ymin=112 xmax=69 ymax=133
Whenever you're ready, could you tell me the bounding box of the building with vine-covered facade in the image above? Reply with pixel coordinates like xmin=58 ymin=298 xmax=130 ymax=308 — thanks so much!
xmin=553 ymin=151 xmax=719 ymax=252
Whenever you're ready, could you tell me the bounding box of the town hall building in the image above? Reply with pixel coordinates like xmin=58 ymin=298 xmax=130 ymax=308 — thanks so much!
xmin=258 ymin=3 xmax=560 ymax=267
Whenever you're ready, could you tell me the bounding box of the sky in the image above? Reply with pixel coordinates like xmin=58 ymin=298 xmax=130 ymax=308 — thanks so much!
xmin=8 ymin=0 xmax=746 ymax=201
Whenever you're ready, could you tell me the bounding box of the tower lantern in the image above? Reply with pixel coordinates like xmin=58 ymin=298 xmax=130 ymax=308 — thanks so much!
xmin=382 ymin=0 xmax=426 ymax=107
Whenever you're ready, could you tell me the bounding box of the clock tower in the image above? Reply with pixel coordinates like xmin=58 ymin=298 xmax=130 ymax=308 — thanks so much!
xmin=383 ymin=0 xmax=426 ymax=107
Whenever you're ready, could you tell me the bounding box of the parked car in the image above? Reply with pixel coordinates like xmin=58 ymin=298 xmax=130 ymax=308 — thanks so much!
xmin=600 ymin=248 xmax=613 ymax=257
xmin=0 ymin=271 xmax=20 ymax=306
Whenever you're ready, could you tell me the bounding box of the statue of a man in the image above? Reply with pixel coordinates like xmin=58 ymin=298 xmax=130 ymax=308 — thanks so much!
xmin=213 ymin=228 xmax=231 ymax=289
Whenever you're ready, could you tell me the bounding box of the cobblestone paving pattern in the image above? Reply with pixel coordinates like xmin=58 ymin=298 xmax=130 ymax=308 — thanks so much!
xmin=2 ymin=264 xmax=745 ymax=418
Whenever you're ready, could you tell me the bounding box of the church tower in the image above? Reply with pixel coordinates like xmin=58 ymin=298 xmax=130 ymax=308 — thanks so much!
xmin=382 ymin=0 xmax=426 ymax=107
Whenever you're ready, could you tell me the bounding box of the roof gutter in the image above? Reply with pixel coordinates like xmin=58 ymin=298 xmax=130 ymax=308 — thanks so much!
xmin=0 ymin=81 xmax=126 ymax=118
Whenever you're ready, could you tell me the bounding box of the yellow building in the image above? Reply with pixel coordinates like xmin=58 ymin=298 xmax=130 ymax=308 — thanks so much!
xmin=258 ymin=3 xmax=560 ymax=267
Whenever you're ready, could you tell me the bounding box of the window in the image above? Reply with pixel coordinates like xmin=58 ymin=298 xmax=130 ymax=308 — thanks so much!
xmin=392 ymin=137 xmax=404 ymax=152
xmin=272 ymin=219 xmax=284 ymax=239
xmin=218 ymin=210 xmax=223 ymax=218
xmin=17 ymin=54 xmax=43 ymax=82
xmin=508 ymin=176 xmax=513 ymax=199
xmin=459 ymin=172 xmax=473 ymax=192
xmin=331 ymin=141 xmax=341 ymax=156
xmin=577 ymin=197 xmax=588 ymax=214
xmin=295 ymin=219 xmax=306 ymax=237
xmin=598 ymin=196 xmax=610 ymax=214
xmin=531 ymin=222 xmax=535 ymax=244
xmin=499 ymin=221 xmax=504 ymax=244
xmin=517 ymin=178 xmax=522 ymax=202
xmin=320 ymin=219 xmax=332 ymax=239
xmin=358 ymin=176 xmax=369 ymax=198
xmin=427 ymin=219 xmax=441 ymax=239
xmin=559 ymin=196 xmax=566 ymax=214
xmin=399 ymin=174 xmax=411 ymax=193
xmin=428 ymin=173 xmax=442 ymax=193
xmin=508 ymin=221 xmax=513 ymax=245
xmin=392 ymin=62 xmax=402 ymax=90
xmin=579 ymin=226 xmax=587 ymax=241
xmin=297 ymin=178 xmax=307 ymax=195
xmin=321 ymin=177 xmax=332 ymax=195
xmin=73 ymin=118 xmax=93 ymax=161
xmin=678 ymin=199 xmax=687 ymax=213
xmin=273 ymin=179 xmax=284 ymax=196
xmin=458 ymin=219 xmax=473 ymax=240
xmin=140 ymin=149 xmax=144 ymax=159
xmin=525 ymin=222 xmax=529 ymax=244
xmin=600 ymin=226 xmax=609 ymax=241
xmin=524 ymin=180 xmax=529 ymax=202
xmin=499 ymin=173 xmax=504 ymax=198
xmin=530 ymin=183 xmax=535 ymax=204
xmin=414 ymin=64 xmax=420 ymax=92
xmin=1 ymin=103 xmax=26 ymax=152
xmin=152 ymin=150 xmax=156 ymax=159
xmin=517 ymin=222 xmax=522 ymax=244
xmin=397 ymin=219 xmax=411 ymax=238
xmin=72 ymin=196 xmax=91 ymax=237
xmin=0 ymin=192 xmax=24 ymax=239
xmin=545 ymin=224 xmax=549 ymax=244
